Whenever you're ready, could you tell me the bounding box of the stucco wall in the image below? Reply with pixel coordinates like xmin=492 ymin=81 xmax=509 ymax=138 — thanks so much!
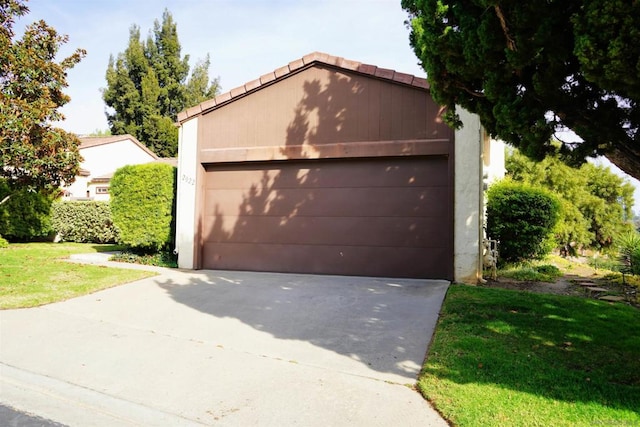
xmin=175 ymin=118 xmax=199 ymax=269
xmin=454 ymin=108 xmax=482 ymax=284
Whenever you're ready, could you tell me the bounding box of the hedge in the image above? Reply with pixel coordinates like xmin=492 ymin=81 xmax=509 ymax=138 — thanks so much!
xmin=110 ymin=163 xmax=176 ymax=252
xmin=0 ymin=180 xmax=53 ymax=241
xmin=51 ymin=201 xmax=119 ymax=243
xmin=486 ymin=180 xmax=560 ymax=263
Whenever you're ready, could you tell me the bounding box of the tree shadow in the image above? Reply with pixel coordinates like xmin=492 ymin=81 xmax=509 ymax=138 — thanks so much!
xmin=170 ymin=67 xmax=454 ymax=379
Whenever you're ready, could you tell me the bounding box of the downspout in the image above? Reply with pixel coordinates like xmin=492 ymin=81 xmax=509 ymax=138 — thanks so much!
xmin=478 ymin=129 xmax=487 ymax=284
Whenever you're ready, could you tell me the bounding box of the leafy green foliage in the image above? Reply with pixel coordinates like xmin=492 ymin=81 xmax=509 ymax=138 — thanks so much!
xmin=402 ymin=0 xmax=640 ymax=180
xmin=0 ymin=0 xmax=85 ymax=193
xmin=110 ymin=163 xmax=176 ymax=252
xmin=110 ymin=250 xmax=177 ymax=268
xmin=507 ymin=148 xmax=634 ymax=251
xmin=616 ymin=231 xmax=640 ymax=276
xmin=487 ymin=180 xmax=560 ymax=263
xmin=0 ymin=179 xmax=53 ymax=241
xmin=0 ymin=235 xmax=8 ymax=248
xmin=102 ymin=9 xmax=219 ymax=157
xmin=51 ymin=201 xmax=119 ymax=243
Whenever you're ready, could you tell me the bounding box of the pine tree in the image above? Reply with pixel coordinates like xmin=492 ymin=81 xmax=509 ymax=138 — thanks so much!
xmin=102 ymin=9 xmax=219 ymax=157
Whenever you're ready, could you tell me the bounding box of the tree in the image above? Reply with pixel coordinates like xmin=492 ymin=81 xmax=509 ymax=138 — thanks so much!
xmin=0 ymin=0 xmax=85 ymax=198
xmin=507 ymin=148 xmax=634 ymax=251
xmin=402 ymin=0 xmax=640 ymax=180
xmin=103 ymin=9 xmax=220 ymax=157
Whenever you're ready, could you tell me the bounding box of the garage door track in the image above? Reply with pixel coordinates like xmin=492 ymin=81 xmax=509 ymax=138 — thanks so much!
xmin=0 ymin=269 xmax=449 ymax=426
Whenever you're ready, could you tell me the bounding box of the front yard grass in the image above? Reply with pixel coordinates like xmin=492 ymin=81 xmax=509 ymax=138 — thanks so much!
xmin=0 ymin=243 xmax=156 ymax=309
xmin=420 ymin=284 xmax=640 ymax=426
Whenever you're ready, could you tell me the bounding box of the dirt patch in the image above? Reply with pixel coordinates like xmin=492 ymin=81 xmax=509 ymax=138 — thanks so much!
xmin=479 ymin=259 xmax=639 ymax=308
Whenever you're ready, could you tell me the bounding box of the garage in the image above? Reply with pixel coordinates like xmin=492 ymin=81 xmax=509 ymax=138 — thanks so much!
xmin=201 ymin=156 xmax=451 ymax=278
xmin=176 ymin=52 xmax=493 ymax=282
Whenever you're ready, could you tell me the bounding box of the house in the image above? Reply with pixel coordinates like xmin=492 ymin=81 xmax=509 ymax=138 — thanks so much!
xmin=174 ymin=52 xmax=504 ymax=283
xmin=63 ymin=134 xmax=160 ymax=200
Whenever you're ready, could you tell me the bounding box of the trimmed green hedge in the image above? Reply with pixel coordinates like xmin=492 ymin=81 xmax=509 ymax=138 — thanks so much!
xmin=51 ymin=201 xmax=119 ymax=243
xmin=0 ymin=180 xmax=53 ymax=241
xmin=110 ymin=163 xmax=176 ymax=252
xmin=487 ymin=180 xmax=560 ymax=263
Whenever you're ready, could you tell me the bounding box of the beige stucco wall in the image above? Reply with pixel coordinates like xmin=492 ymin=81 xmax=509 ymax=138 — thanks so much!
xmin=63 ymin=138 xmax=157 ymax=200
xmin=454 ymin=108 xmax=483 ymax=284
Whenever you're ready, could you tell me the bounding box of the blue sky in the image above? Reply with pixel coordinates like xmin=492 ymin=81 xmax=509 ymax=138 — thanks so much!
xmin=19 ymin=0 xmax=423 ymax=134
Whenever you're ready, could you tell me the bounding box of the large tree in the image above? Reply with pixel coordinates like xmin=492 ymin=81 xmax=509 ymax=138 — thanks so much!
xmin=507 ymin=147 xmax=634 ymax=251
xmin=103 ymin=9 xmax=219 ymax=157
xmin=0 ymin=0 xmax=85 ymax=198
xmin=402 ymin=0 xmax=640 ymax=180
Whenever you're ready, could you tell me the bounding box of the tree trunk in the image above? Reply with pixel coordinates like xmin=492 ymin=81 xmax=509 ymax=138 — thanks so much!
xmin=605 ymin=146 xmax=640 ymax=182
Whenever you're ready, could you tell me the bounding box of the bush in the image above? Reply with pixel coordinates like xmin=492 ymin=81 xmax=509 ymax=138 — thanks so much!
xmin=51 ymin=201 xmax=119 ymax=243
xmin=110 ymin=250 xmax=178 ymax=268
xmin=616 ymin=231 xmax=640 ymax=275
xmin=110 ymin=163 xmax=176 ymax=252
xmin=487 ymin=180 xmax=560 ymax=263
xmin=0 ymin=235 xmax=8 ymax=248
xmin=0 ymin=180 xmax=54 ymax=241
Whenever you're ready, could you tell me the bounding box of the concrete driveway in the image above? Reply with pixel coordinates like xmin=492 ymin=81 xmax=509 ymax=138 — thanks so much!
xmin=0 ymin=267 xmax=449 ymax=426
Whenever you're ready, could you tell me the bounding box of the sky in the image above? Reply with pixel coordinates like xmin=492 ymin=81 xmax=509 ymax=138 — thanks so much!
xmin=16 ymin=0 xmax=640 ymax=212
xmin=19 ymin=0 xmax=423 ymax=135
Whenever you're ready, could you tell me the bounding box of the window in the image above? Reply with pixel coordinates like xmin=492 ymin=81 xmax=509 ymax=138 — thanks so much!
xmin=96 ymin=187 xmax=109 ymax=194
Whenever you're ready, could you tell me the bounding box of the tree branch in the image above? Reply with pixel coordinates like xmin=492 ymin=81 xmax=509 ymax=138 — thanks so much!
xmin=494 ymin=5 xmax=516 ymax=51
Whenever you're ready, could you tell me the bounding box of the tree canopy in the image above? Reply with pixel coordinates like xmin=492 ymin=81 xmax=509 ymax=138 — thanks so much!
xmin=402 ymin=0 xmax=640 ymax=180
xmin=0 ymin=0 xmax=85 ymax=194
xmin=506 ymin=147 xmax=634 ymax=252
xmin=103 ymin=9 xmax=220 ymax=158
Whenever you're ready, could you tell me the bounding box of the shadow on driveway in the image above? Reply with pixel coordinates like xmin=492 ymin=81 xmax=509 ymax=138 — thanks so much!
xmin=155 ymin=270 xmax=449 ymax=383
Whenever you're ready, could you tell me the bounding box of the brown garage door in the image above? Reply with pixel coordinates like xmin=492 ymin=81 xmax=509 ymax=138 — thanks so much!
xmin=200 ymin=156 xmax=452 ymax=279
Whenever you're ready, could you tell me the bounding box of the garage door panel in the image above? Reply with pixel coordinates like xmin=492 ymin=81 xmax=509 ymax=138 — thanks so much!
xmin=201 ymin=156 xmax=452 ymax=279
xmin=205 ymin=187 xmax=449 ymax=218
xmin=202 ymin=215 xmax=449 ymax=247
xmin=202 ymin=242 xmax=450 ymax=279
xmin=205 ymin=157 xmax=449 ymax=189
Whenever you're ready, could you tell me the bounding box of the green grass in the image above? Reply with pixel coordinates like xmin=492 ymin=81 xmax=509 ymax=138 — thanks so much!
xmin=0 ymin=243 xmax=156 ymax=309
xmin=497 ymin=262 xmax=563 ymax=282
xmin=420 ymin=285 xmax=640 ymax=426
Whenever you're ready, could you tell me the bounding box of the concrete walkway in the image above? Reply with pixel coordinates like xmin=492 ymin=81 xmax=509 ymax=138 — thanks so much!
xmin=0 ymin=262 xmax=449 ymax=426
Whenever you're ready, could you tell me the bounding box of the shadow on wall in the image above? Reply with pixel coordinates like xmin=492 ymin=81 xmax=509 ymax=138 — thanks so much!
xmin=202 ymin=70 xmax=453 ymax=279
xmin=156 ymin=270 xmax=449 ymax=382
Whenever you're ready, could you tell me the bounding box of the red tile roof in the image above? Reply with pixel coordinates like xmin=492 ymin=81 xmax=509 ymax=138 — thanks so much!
xmin=177 ymin=51 xmax=429 ymax=124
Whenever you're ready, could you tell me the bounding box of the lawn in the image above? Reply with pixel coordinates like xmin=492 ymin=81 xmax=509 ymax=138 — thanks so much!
xmin=420 ymin=284 xmax=640 ymax=427
xmin=0 ymin=243 xmax=156 ymax=309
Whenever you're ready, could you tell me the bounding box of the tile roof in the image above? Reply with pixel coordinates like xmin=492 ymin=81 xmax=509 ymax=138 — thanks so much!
xmin=177 ymin=51 xmax=429 ymax=124
xmin=78 ymin=134 xmax=159 ymax=160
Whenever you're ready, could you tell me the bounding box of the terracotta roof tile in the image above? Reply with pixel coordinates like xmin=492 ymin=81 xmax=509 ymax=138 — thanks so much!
xmin=230 ymin=85 xmax=247 ymax=97
xmin=244 ymin=78 xmax=262 ymax=92
xmin=178 ymin=51 xmax=429 ymax=123
xmin=274 ymin=65 xmax=290 ymax=78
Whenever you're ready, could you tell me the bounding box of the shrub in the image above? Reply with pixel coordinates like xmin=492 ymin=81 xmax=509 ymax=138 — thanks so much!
xmin=110 ymin=250 xmax=178 ymax=268
xmin=0 ymin=180 xmax=54 ymax=241
xmin=487 ymin=180 xmax=560 ymax=263
xmin=0 ymin=235 xmax=8 ymax=248
xmin=110 ymin=163 xmax=176 ymax=252
xmin=616 ymin=231 xmax=640 ymax=275
xmin=51 ymin=201 xmax=119 ymax=243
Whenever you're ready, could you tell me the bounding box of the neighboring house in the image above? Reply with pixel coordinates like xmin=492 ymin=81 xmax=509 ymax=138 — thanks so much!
xmin=174 ymin=51 xmax=504 ymax=283
xmin=63 ymin=135 xmax=159 ymax=201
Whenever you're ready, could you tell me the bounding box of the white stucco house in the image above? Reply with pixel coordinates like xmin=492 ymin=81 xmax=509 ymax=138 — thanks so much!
xmin=173 ymin=52 xmax=504 ymax=283
xmin=63 ymin=135 xmax=160 ymax=201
